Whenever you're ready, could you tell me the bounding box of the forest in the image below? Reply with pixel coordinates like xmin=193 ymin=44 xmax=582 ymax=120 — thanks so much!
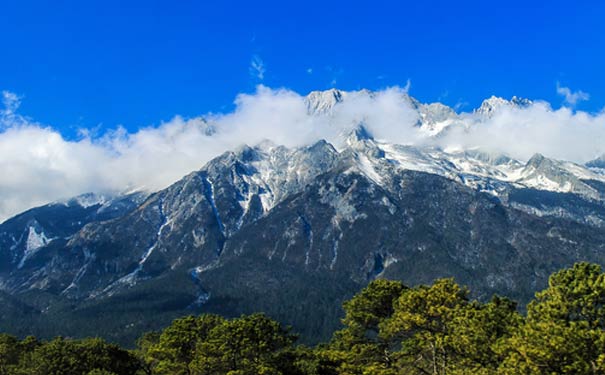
xmin=2 ymin=262 xmax=605 ymax=375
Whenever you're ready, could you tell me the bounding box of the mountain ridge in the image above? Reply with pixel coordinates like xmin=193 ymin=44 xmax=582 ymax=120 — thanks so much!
xmin=2 ymin=89 xmax=605 ymax=345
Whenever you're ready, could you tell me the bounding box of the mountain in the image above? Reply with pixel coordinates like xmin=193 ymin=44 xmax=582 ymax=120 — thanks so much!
xmin=1 ymin=90 xmax=605 ymax=345
xmin=474 ymin=95 xmax=533 ymax=117
xmin=0 ymin=192 xmax=147 ymax=276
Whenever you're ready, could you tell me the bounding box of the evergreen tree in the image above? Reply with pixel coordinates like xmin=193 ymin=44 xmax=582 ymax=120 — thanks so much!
xmin=0 ymin=334 xmax=22 ymax=375
xmin=189 ymin=313 xmax=295 ymax=375
xmin=4 ymin=262 xmax=605 ymax=375
xmin=501 ymin=262 xmax=605 ymax=374
xmin=145 ymin=314 xmax=225 ymax=375
xmin=379 ymin=278 xmax=469 ymax=374
xmin=329 ymin=279 xmax=406 ymax=374
xmin=448 ymin=296 xmax=520 ymax=374
xmin=19 ymin=336 xmax=141 ymax=375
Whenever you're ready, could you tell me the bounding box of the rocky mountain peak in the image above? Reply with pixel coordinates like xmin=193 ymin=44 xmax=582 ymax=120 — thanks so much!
xmin=348 ymin=124 xmax=374 ymax=142
xmin=475 ymin=95 xmax=533 ymax=117
xmin=586 ymin=154 xmax=605 ymax=169
xmin=525 ymin=153 xmax=548 ymax=168
xmin=305 ymin=89 xmax=345 ymax=114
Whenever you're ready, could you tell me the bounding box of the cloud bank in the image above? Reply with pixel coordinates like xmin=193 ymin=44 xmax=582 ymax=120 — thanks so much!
xmin=0 ymin=85 xmax=604 ymax=221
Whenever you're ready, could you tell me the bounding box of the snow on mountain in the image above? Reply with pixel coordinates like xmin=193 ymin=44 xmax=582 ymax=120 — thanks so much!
xmin=305 ymin=88 xmax=346 ymax=114
xmin=339 ymin=125 xmax=605 ymax=203
xmin=300 ymin=89 xmax=602 ymax=201
xmin=586 ymin=155 xmax=605 ymax=172
xmin=18 ymin=223 xmax=52 ymax=268
xmin=416 ymin=103 xmax=460 ymax=136
xmin=5 ymin=99 xmax=605 ymax=344
xmin=217 ymin=139 xmax=339 ymax=216
xmin=474 ymin=95 xmax=533 ymax=117
xmin=303 ymin=89 xmax=537 ymax=139
xmin=304 ymin=88 xmax=462 ymax=137
xmin=69 ymin=192 xmax=109 ymax=208
xmin=4 ymin=89 xmax=603 ymax=290
xmin=514 ymin=154 xmax=605 ymax=198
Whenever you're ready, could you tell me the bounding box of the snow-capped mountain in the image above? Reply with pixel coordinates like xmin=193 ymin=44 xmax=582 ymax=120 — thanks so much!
xmin=474 ymin=95 xmax=533 ymax=117
xmin=1 ymin=89 xmax=605 ymax=345
xmin=302 ymin=88 xmax=534 ymax=137
xmin=0 ymin=192 xmax=147 ymax=274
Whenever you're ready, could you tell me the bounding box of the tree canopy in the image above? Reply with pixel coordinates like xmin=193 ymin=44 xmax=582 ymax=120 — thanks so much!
xmin=3 ymin=262 xmax=605 ymax=374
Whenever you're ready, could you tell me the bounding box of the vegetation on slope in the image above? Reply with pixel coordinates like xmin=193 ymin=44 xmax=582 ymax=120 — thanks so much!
xmin=2 ymin=262 xmax=605 ymax=374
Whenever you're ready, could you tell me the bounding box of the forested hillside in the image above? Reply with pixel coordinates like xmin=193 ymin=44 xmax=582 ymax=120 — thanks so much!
xmin=2 ymin=262 xmax=605 ymax=374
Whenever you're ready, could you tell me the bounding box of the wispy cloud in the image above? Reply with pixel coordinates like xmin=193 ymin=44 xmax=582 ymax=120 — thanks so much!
xmin=1 ymin=91 xmax=26 ymax=128
xmin=306 ymin=68 xmax=313 ymax=74
xmin=249 ymin=55 xmax=265 ymax=80
xmin=556 ymin=82 xmax=590 ymax=106
xmin=453 ymin=100 xmax=469 ymax=111
xmin=1 ymin=91 xmax=22 ymax=116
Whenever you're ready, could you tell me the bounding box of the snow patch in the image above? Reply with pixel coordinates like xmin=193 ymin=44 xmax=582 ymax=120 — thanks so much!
xmin=18 ymin=225 xmax=53 ymax=268
xmin=356 ymin=154 xmax=383 ymax=185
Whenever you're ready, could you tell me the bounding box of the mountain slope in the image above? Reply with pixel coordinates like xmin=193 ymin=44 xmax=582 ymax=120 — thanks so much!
xmin=1 ymin=91 xmax=605 ymax=345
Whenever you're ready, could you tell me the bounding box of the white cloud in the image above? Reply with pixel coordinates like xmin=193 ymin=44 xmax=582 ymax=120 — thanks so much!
xmin=1 ymin=86 xmax=605 ymax=221
xmin=556 ymin=82 xmax=590 ymax=106
xmin=249 ymin=55 xmax=265 ymax=80
xmin=1 ymin=91 xmax=25 ymax=129
xmin=438 ymin=103 xmax=605 ymax=162
xmin=1 ymin=91 xmax=21 ymax=115
xmin=306 ymin=68 xmax=313 ymax=74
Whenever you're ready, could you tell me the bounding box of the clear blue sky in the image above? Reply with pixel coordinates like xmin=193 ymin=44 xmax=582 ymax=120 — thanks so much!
xmin=1 ymin=0 xmax=603 ymax=137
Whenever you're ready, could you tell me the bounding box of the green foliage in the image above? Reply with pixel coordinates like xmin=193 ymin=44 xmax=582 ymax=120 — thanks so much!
xmin=23 ymin=337 xmax=142 ymax=375
xmin=501 ymin=262 xmax=605 ymax=374
xmin=0 ymin=335 xmax=141 ymax=375
xmin=190 ymin=313 xmax=295 ymax=374
xmin=380 ymin=278 xmax=470 ymax=372
xmin=324 ymin=278 xmax=520 ymax=375
xmin=6 ymin=262 xmax=605 ymax=374
xmin=329 ymin=279 xmax=406 ymax=373
xmin=0 ymin=334 xmax=27 ymax=375
xmin=145 ymin=314 xmax=225 ymax=374
xmin=448 ymin=296 xmax=520 ymax=372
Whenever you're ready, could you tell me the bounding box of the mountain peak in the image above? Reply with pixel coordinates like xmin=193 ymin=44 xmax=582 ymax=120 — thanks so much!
xmin=475 ymin=95 xmax=533 ymax=117
xmin=352 ymin=124 xmax=373 ymax=141
xmin=523 ymin=153 xmax=566 ymax=178
xmin=525 ymin=153 xmax=549 ymax=169
xmin=345 ymin=124 xmax=374 ymax=146
xmin=586 ymin=154 xmax=605 ymax=169
xmin=510 ymin=96 xmax=532 ymax=107
xmin=305 ymin=89 xmax=345 ymax=114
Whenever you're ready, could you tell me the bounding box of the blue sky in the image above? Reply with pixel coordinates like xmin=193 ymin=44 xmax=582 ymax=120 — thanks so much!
xmin=2 ymin=0 xmax=605 ymax=220
xmin=1 ymin=0 xmax=604 ymax=136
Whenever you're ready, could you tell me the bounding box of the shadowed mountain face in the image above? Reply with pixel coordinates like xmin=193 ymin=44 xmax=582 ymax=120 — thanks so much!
xmin=3 ymin=119 xmax=605 ymax=345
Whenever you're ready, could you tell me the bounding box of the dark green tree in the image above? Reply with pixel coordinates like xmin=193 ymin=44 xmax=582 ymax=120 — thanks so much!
xmin=0 ymin=334 xmax=22 ymax=375
xmin=448 ymin=296 xmax=521 ymax=374
xmin=501 ymin=262 xmax=605 ymax=374
xmin=20 ymin=336 xmax=141 ymax=375
xmin=189 ymin=313 xmax=295 ymax=375
xmin=379 ymin=278 xmax=469 ymax=374
xmin=145 ymin=314 xmax=225 ymax=375
xmin=329 ymin=279 xmax=406 ymax=374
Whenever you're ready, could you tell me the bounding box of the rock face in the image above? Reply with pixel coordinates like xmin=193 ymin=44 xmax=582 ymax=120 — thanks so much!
xmin=2 ymin=91 xmax=605 ymax=345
